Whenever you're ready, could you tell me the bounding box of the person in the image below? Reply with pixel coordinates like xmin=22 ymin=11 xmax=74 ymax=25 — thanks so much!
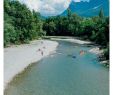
xmin=38 ymin=48 xmax=41 ymax=51
xmin=43 ymin=46 xmax=46 ymax=49
xmin=79 ymin=50 xmax=85 ymax=55
xmin=41 ymin=41 xmax=43 ymax=44
xmin=41 ymin=51 xmax=43 ymax=56
xmin=67 ymin=54 xmax=76 ymax=59
xmin=72 ymin=55 xmax=76 ymax=58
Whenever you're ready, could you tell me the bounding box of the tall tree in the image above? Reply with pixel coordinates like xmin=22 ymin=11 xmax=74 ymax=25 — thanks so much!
xmin=99 ymin=8 xmax=104 ymax=18
xmin=67 ymin=8 xmax=72 ymax=20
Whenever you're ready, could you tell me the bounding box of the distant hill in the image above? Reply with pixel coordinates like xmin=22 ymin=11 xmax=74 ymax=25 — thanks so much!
xmin=61 ymin=0 xmax=109 ymax=17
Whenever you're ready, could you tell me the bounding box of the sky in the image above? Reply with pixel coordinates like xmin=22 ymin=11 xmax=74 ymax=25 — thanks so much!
xmin=18 ymin=0 xmax=90 ymax=16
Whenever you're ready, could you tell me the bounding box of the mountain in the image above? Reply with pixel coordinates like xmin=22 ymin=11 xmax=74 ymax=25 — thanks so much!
xmin=61 ymin=0 xmax=109 ymax=17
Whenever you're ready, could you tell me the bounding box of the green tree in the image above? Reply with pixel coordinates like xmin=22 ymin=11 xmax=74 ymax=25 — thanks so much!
xmin=4 ymin=0 xmax=44 ymax=46
xmin=4 ymin=22 xmax=17 ymax=46
xmin=67 ymin=8 xmax=72 ymax=20
xmin=99 ymin=8 xmax=104 ymax=19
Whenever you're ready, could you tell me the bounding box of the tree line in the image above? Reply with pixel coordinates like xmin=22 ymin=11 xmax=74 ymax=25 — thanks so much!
xmin=4 ymin=0 xmax=45 ymax=46
xmin=4 ymin=0 xmax=109 ymax=60
xmin=43 ymin=8 xmax=109 ymax=46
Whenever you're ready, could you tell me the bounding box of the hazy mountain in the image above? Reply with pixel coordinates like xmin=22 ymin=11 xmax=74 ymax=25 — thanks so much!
xmin=62 ymin=0 xmax=109 ymax=17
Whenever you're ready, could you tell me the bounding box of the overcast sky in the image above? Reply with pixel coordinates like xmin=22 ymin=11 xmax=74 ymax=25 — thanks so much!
xmin=18 ymin=0 xmax=90 ymax=16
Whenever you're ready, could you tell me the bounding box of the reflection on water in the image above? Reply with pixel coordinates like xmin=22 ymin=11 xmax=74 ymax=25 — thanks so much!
xmin=5 ymin=41 xmax=109 ymax=95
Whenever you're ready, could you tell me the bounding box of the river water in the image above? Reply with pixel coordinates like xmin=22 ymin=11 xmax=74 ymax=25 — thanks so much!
xmin=5 ymin=41 xmax=109 ymax=95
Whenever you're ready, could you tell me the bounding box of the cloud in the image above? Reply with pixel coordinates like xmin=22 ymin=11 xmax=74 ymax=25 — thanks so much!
xmin=18 ymin=0 xmax=71 ymax=16
xmin=73 ymin=0 xmax=90 ymax=2
xmin=18 ymin=0 xmax=91 ymax=16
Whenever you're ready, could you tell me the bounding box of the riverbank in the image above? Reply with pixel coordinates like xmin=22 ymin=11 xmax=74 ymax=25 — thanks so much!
xmin=89 ymin=47 xmax=104 ymax=55
xmin=4 ymin=40 xmax=58 ymax=88
xmin=4 ymin=38 xmax=109 ymax=95
xmin=44 ymin=36 xmax=92 ymax=45
xmin=47 ymin=36 xmax=103 ymax=55
xmin=4 ymin=37 xmax=105 ymax=89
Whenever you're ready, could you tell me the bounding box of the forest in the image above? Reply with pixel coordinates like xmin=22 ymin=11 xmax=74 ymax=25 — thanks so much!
xmin=4 ymin=0 xmax=109 ymax=61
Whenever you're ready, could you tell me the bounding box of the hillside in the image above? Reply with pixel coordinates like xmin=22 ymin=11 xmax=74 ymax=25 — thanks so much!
xmin=62 ymin=0 xmax=109 ymax=17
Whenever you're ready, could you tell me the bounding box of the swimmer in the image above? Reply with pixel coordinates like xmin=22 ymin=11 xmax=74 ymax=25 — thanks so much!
xmin=67 ymin=54 xmax=76 ymax=59
xmin=72 ymin=55 xmax=76 ymax=58
xmin=79 ymin=50 xmax=85 ymax=55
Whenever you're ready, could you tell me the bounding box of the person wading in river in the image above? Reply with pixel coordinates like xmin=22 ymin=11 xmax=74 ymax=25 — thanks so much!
xmin=79 ymin=50 xmax=85 ymax=55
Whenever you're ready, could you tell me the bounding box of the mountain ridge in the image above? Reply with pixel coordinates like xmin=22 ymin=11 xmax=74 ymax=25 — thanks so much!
xmin=61 ymin=0 xmax=109 ymax=17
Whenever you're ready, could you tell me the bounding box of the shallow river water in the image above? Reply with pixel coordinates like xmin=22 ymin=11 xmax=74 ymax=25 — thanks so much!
xmin=5 ymin=41 xmax=109 ymax=95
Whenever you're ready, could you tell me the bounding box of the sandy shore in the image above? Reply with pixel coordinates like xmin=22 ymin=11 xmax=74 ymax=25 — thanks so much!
xmin=50 ymin=37 xmax=91 ymax=45
xmin=89 ymin=47 xmax=104 ymax=55
xmin=4 ymin=40 xmax=58 ymax=88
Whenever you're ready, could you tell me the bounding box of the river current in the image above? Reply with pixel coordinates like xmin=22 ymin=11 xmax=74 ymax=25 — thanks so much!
xmin=5 ymin=40 xmax=109 ymax=95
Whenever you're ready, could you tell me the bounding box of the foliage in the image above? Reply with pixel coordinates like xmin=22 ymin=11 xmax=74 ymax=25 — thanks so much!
xmin=4 ymin=0 xmax=45 ymax=46
xmin=4 ymin=22 xmax=16 ymax=46
xmin=104 ymin=47 xmax=109 ymax=60
xmin=99 ymin=8 xmax=104 ymax=19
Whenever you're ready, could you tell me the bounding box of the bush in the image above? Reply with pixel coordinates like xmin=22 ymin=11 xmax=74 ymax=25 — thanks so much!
xmin=4 ymin=22 xmax=17 ymax=46
xmin=104 ymin=47 xmax=109 ymax=60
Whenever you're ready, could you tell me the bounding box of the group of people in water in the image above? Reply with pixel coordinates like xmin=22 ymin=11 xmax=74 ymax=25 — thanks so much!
xmin=68 ymin=50 xmax=86 ymax=59
xmin=37 ymin=41 xmax=86 ymax=58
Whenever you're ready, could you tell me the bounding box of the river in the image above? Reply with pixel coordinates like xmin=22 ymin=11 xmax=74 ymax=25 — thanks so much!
xmin=5 ymin=40 xmax=109 ymax=95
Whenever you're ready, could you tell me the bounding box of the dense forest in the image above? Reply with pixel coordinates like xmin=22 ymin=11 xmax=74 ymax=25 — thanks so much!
xmin=4 ymin=0 xmax=109 ymax=61
xmin=4 ymin=0 xmax=45 ymax=46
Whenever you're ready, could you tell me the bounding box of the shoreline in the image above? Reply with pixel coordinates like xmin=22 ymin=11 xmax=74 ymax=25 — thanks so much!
xmin=52 ymin=37 xmax=108 ymax=66
xmin=89 ymin=47 xmax=104 ymax=55
xmin=4 ymin=40 xmax=58 ymax=88
xmin=49 ymin=36 xmax=103 ymax=55
xmin=4 ymin=37 xmax=104 ymax=89
xmin=45 ymin=36 xmax=92 ymax=45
